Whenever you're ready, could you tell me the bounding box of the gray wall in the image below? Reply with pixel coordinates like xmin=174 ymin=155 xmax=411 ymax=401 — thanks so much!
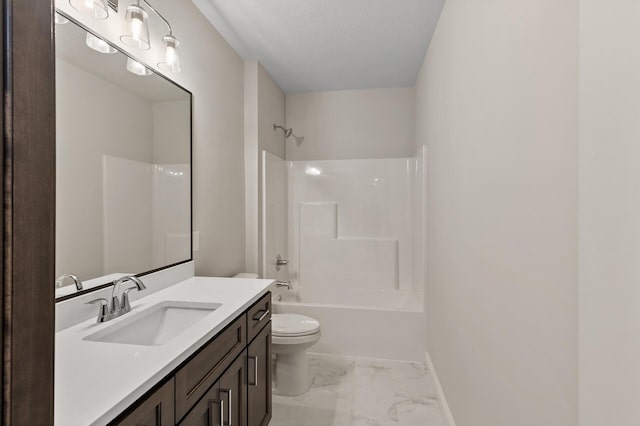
xmin=415 ymin=0 xmax=579 ymax=424
xmin=286 ymin=88 xmax=415 ymax=160
xmin=579 ymin=1 xmax=640 ymax=424
xmin=153 ymin=100 xmax=191 ymax=165
xmin=55 ymin=58 xmax=154 ymax=280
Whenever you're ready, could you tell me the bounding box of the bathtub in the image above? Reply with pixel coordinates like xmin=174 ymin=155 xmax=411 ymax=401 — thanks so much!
xmin=273 ymin=286 xmax=426 ymax=362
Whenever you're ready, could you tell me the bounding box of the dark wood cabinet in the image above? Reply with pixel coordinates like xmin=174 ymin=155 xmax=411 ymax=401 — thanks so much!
xmin=246 ymin=292 xmax=271 ymax=342
xmin=220 ymin=349 xmax=249 ymax=426
xmin=178 ymin=381 xmax=221 ymax=426
xmin=111 ymin=292 xmax=272 ymax=426
xmin=175 ymin=315 xmax=246 ymax=420
xmin=179 ymin=350 xmax=249 ymax=426
xmin=247 ymin=322 xmax=272 ymax=426
xmin=118 ymin=378 xmax=175 ymax=426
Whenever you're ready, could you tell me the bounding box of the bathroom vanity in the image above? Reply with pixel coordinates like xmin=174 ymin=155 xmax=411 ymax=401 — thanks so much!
xmin=55 ymin=275 xmax=273 ymax=425
xmin=115 ymin=293 xmax=271 ymax=426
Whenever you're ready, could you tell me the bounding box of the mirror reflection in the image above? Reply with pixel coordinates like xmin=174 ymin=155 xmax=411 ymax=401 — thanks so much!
xmin=55 ymin=15 xmax=192 ymax=298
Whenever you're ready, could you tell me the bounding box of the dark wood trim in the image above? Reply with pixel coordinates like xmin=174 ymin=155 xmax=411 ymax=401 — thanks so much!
xmin=2 ymin=0 xmax=56 ymax=424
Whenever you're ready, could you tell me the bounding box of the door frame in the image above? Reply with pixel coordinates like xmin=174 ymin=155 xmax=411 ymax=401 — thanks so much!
xmin=2 ymin=0 xmax=56 ymax=424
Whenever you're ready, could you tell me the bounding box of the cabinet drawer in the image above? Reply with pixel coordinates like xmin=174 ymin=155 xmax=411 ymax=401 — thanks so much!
xmin=175 ymin=315 xmax=246 ymax=421
xmin=246 ymin=292 xmax=271 ymax=342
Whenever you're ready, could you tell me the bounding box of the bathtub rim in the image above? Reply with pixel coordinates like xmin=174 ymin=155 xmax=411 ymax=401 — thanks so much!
xmin=273 ymin=299 xmax=424 ymax=313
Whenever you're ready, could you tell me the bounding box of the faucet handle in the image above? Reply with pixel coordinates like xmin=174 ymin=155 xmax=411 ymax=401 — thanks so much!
xmin=86 ymin=298 xmax=110 ymax=323
xmin=275 ymin=255 xmax=289 ymax=271
xmin=87 ymin=298 xmax=108 ymax=306
xmin=120 ymin=287 xmax=138 ymax=312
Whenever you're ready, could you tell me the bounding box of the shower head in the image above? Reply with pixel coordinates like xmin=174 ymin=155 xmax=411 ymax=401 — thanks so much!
xmin=273 ymin=124 xmax=293 ymax=138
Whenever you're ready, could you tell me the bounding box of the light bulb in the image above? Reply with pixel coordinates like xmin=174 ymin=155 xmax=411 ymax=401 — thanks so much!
xmin=126 ymin=58 xmax=152 ymax=76
xmin=158 ymin=35 xmax=181 ymax=73
xmin=85 ymin=33 xmax=116 ymax=54
xmin=131 ymin=17 xmax=143 ymax=39
xmin=69 ymin=0 xmax=108 ymax=20
xmin=121 ymin=4 xmax=150 ymax=51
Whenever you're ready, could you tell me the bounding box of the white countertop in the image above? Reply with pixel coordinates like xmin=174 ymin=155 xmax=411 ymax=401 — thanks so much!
xmin=55 ymin=276 xmax=273 ymax=426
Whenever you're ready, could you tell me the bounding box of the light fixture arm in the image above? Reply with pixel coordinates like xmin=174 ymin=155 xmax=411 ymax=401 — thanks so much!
xmin=141 ymin=0 xmax=173 ymax=35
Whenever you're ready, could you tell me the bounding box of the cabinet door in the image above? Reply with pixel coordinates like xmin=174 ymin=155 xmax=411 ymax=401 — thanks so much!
xmin=247 ymin=322 xmax=272 ymax=426
xmin=220 ymin=350 xmax=248 ymax=426
xmin=179 ymin=381 xmax=221 ymax=426
xmin=116 ymin=378 xmax=174 ymax=426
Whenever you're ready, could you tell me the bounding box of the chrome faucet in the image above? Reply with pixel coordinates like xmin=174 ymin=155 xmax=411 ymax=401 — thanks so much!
xmin=276 ymin=280 xmax=292 ymax=290
xmin=111 ymin=275 xmax=147 ymax=313
xmin=55 ymin=273 xmax=83 ymax=291
xmin=87 ymin=275 xmax=147 ymax=323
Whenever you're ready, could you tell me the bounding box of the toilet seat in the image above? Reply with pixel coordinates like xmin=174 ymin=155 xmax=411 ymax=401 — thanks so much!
xmin=272 ymin=314 xmax=321 ymax=337
xmin=272 ymin=332 xmax=320 ymax=347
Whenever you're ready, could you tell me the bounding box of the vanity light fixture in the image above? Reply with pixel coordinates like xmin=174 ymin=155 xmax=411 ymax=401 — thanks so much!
xmin=86 ymin=32 xmax=117 ymax=54
xmin=158 ymin=34 xmax=181 ymax=74
xmin=121 ymin=1 xmax=151 ymax=51
xmin=144 ymin=0 xmax=182 ymax=73
xmin=69 ymin=0 xmax=109 ymax=20
xmin=126 ymin=57 xmax=153 ymax=76
xmin=120 ymin=0 xmax=182 ymax=73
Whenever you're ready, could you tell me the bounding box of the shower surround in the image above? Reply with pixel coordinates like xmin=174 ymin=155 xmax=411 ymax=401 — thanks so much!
xmin=263 ymin=148 xmax=426 ymax=361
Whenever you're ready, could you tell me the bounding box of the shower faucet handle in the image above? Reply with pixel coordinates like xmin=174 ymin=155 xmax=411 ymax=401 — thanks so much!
xmin=275 ymin=254 xmax=289 ymax=271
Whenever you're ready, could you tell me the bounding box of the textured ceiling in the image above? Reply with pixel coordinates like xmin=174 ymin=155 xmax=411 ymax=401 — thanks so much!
xmin=193 ymin=0 xmax=445 ymax=93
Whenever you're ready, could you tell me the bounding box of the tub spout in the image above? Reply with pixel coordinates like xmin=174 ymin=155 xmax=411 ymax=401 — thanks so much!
xmin=276 ymin=280 xmax=292 ymax=290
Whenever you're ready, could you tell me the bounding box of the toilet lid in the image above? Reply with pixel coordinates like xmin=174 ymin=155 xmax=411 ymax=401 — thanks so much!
xmin=272 ymin=314 xmax=320 ymax=337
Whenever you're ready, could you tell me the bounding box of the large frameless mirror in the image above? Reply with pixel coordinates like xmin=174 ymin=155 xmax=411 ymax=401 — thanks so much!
xmin=54 ymin=12 xmax=192 ymax=301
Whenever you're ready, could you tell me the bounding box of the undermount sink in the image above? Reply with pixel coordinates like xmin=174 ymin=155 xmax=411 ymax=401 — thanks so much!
xmin=84 ymin=301 xmax=221 ymax=346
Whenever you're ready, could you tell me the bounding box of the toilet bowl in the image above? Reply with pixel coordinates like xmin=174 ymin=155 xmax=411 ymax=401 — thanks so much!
xmin=232 ymin=273 xmax=321 ymax=395
xmin=272 ymin=313 xmax=321 ymax=396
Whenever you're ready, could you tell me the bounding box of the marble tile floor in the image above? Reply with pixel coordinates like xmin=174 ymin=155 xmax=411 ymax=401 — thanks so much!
xmin=270 ymin=353 xmax=446 ymax=426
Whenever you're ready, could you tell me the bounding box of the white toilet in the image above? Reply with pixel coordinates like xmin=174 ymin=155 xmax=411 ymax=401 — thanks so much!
xmin=271 ymin=313 xmax=321 ymax=396
xmin=233 ymin=272 xmax=321 ymax=395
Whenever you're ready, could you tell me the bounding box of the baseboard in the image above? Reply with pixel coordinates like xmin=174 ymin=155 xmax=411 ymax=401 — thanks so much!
xmin=425 ymin=351 xmax=457 ymax=426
